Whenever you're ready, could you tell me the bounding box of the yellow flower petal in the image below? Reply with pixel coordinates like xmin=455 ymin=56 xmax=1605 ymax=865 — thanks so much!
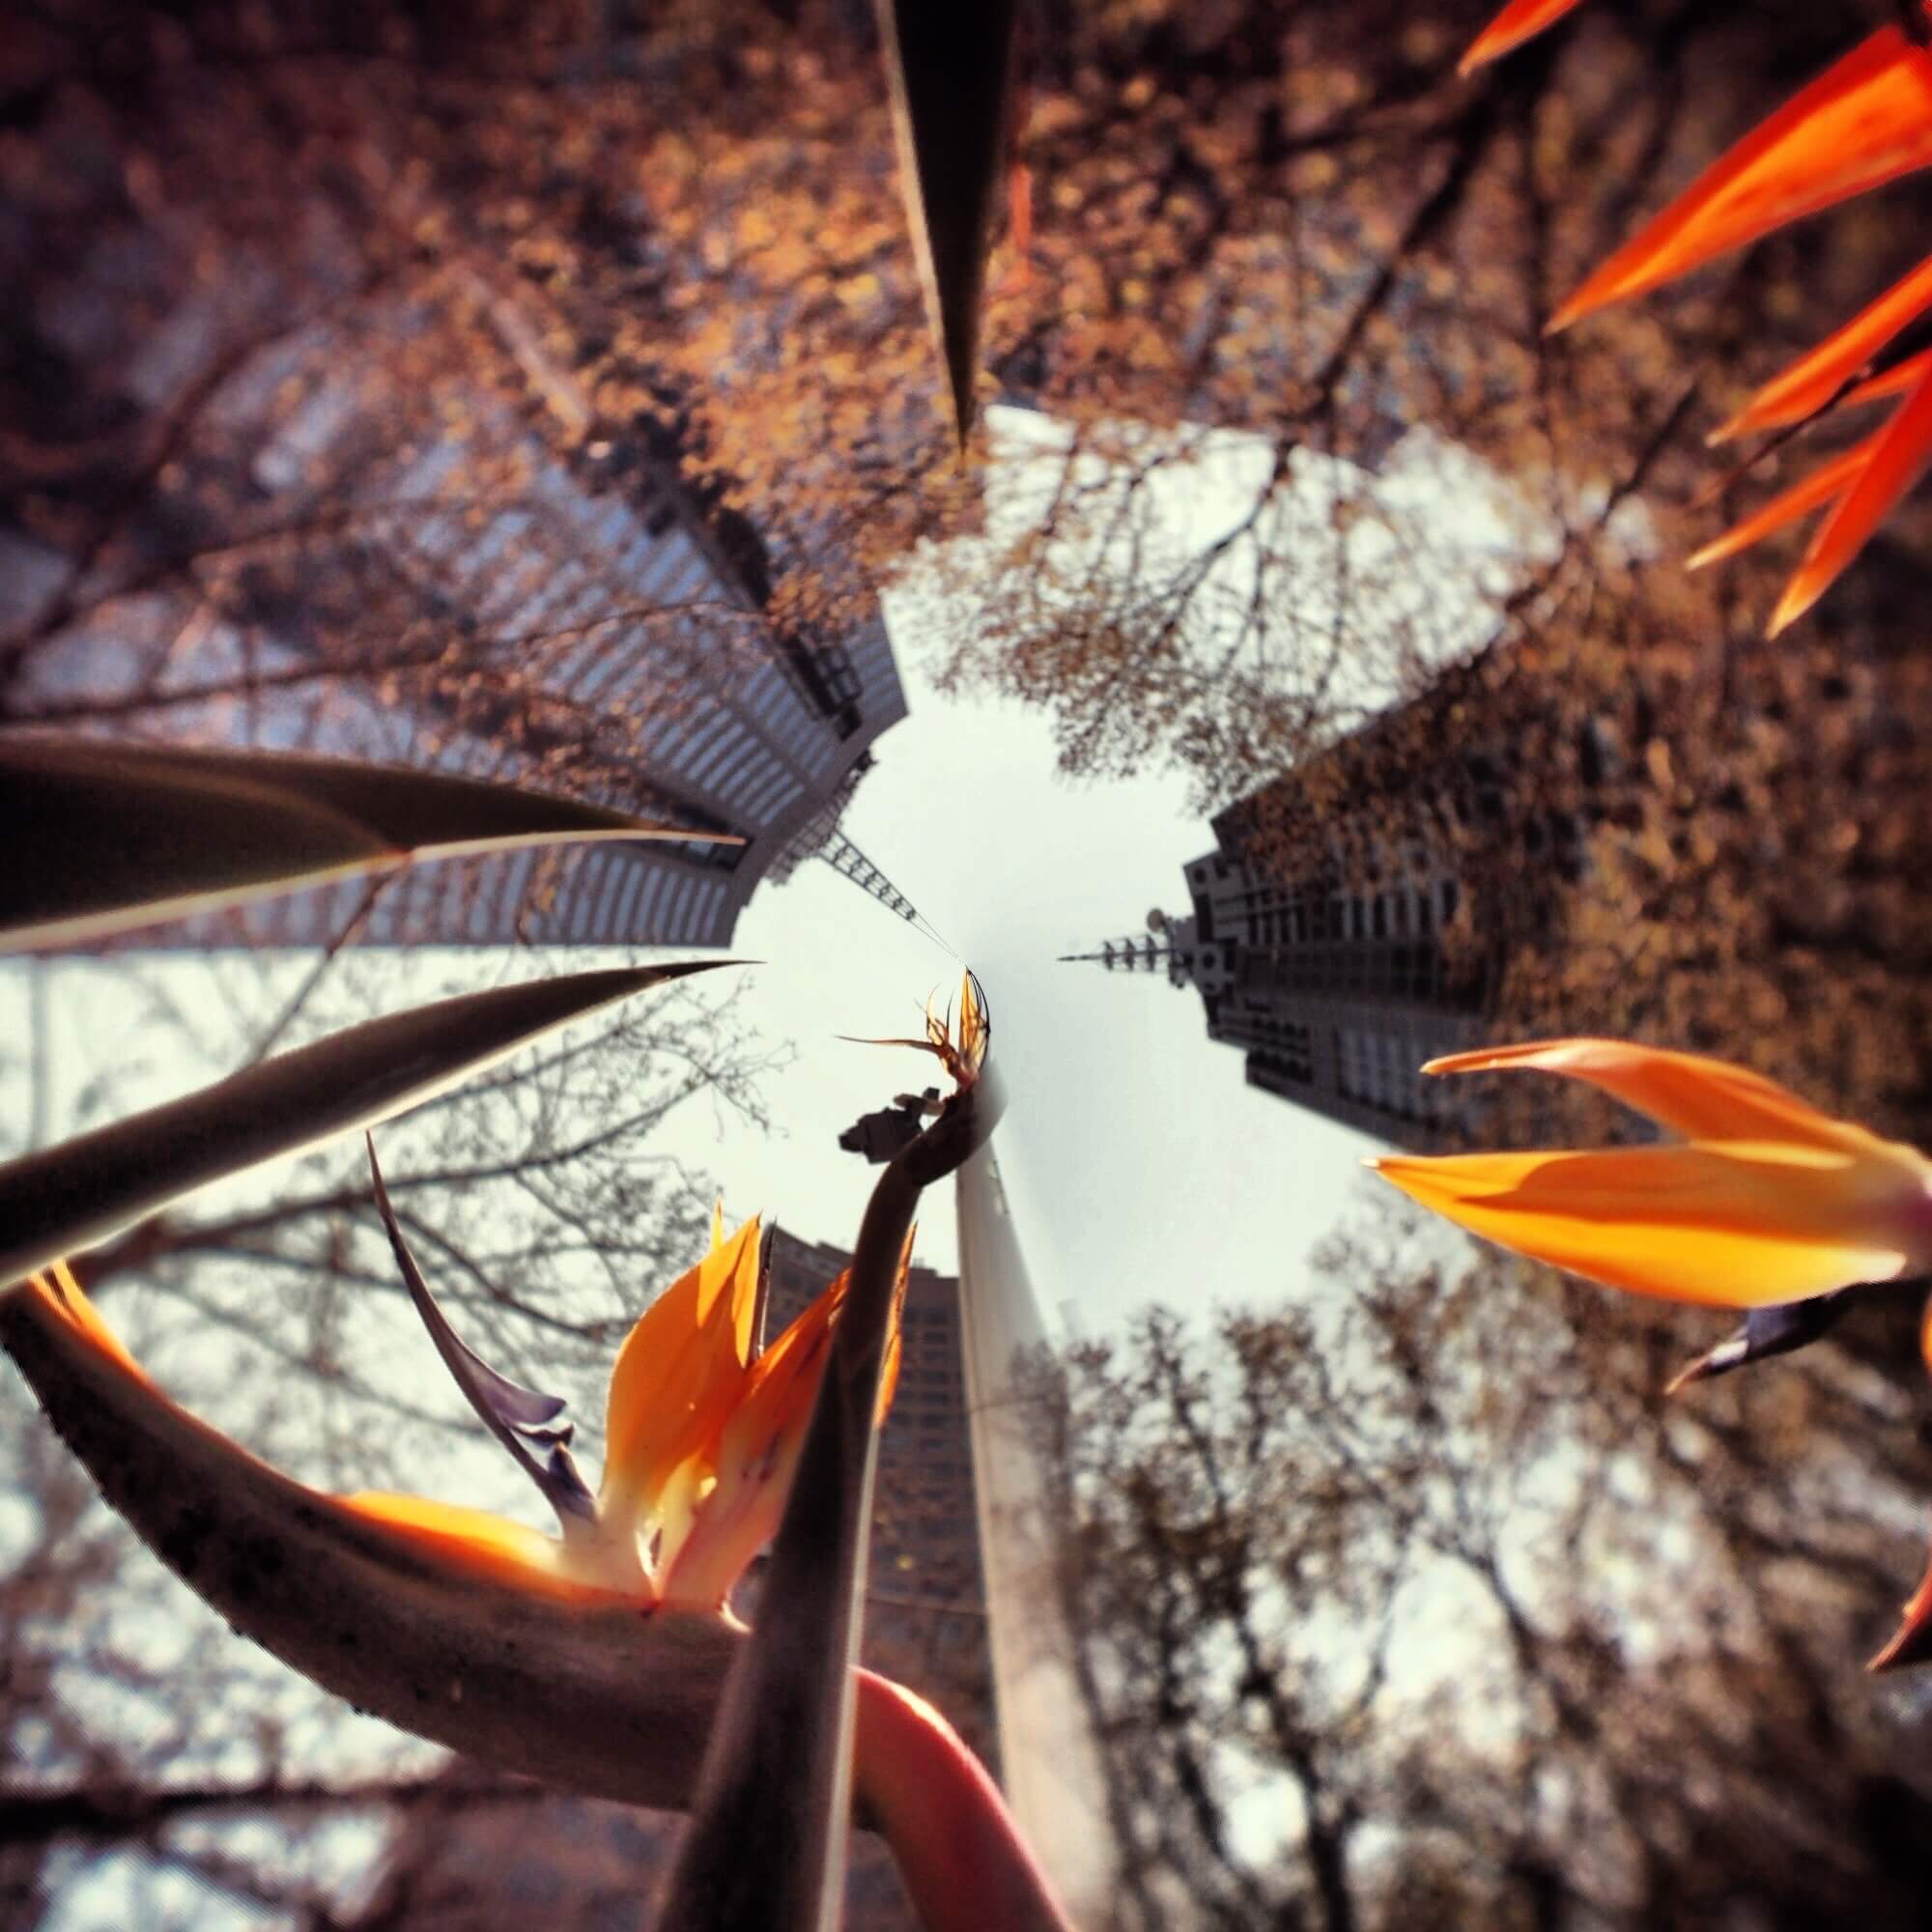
xmin=660 ymin=1254 xmax=906 ymax=1609
xmin=659 ymin=1269 xmax=847 ymax=1608
xmin=601 ymin=1214 xmax=762 ymax=1521
xmin=1370 ymin=1144 xmax=1911 ymax=1307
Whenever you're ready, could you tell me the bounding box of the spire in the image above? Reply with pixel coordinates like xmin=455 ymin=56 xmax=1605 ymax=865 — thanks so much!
xmin=816 ymin=827 xmax=952 ymax=951
xmin=1057 ymin=930 xmax=1175 ymax=972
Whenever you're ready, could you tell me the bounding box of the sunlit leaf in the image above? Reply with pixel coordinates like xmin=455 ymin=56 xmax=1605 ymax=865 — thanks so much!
xmin=0 ymin=962 xmax=731 ymax=1290
xmin=1548 ymin=27 xmax=1932 ymax=333
xmin=875 ymin=0 xmax=1021 ymax=450
xmin=1 ymin=736 xmax=738 ymax=952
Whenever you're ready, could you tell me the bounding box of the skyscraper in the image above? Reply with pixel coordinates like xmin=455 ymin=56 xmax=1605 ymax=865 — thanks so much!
xmin=1064 ymin=672 xmax=1578 ymax=1148
xmin=10 ymin=224 xmax=919 ymax=952
xmin=1066 ymin=859 xmax=1484 ymax=1149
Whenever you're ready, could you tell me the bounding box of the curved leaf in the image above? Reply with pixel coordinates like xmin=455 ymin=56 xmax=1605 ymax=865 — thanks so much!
xmin=0 ymin=961 xmax=732 ymax=1289
xmin=2 ymin=736 xmax=738 ymax=952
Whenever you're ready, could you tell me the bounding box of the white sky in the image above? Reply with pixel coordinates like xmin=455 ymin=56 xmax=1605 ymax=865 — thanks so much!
xmin=664 ymin=402 xmax=1512 ymax=1337
xmin=679 ymin=596 xmax=1382 ymax=1342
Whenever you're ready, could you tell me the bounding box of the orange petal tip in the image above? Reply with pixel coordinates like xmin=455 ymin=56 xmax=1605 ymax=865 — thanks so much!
xmin=1548 ymin=28 xmax=1932 ymax=332
xmin=1458 ymin=0 xmax=1591 ymax=75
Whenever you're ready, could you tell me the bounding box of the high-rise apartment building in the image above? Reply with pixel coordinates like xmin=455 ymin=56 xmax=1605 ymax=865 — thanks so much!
xmin=7 ymin=226 xmax=916 ymax=952
xmin=1064 ymin=671 xmax=1577 ymax=1147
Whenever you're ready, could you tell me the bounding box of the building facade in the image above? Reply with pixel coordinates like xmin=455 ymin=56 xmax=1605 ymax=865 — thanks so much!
xmin=7 ymin=235 xmax=912 ymax=952
xmin=1065 ymin=717 xmax=1531 ymax=1149
xmin=349 ymin=1228 xmax=992 ymax=1932
xmin=1070 ymin=856 xmax=1486 ymax=1150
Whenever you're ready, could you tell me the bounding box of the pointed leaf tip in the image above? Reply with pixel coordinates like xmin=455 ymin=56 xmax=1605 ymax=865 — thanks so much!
xmin=366 ymin=1135 xmax=595 ymax=1526
xmin=0 ymin=962 xmax=722 ymax=1289
xmin=875 ymin=0 xmax=1021 ymax=450
xmin=1663 ymin=1293 xmax=1852 ymax=1395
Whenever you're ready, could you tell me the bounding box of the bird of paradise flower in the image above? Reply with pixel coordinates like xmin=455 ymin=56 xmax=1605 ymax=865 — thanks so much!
xmin=1 ymin=973 xmax=1068 ymax=1932
xmin=1461 ymin=0 xmax=1932 ymax=633
xmin=1368 ymin=1037 xmax=1932 ymax=1670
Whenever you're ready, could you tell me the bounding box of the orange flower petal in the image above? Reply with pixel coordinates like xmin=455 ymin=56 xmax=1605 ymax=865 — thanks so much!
xmin=660 ymin=1251 xmax=907 ymax=1610
xmin=601 ymin=1215 xmax=762 ymax=1518
xmin=1370 ymin=1143 xmax=1910 ymax=1308
xmin=29 ymin=1262 xmax=153 ymax=1385
xmin=335 ymin=1491 xmax=623 ymax=1604
xmin=1869 ymin=1535 xmax=1932 ymax=1670
xmin=1420 ymin=1037 xmax=1875 ymax=1152
xmin=658 ymin=1270 xmax=848 ymax=1608
xmin=1711 ymin=252 xmax=1932 ymax=441
xmin=1685 ymin=432 xmax=1884 ymax=572
xmin=1549 ymin=28 xmax=1932 ymax=332
xmin=1458 ymin=0 xmax=1591 ymax=74
xmin=1836 ymin=344 xmax=1932 ymax=415
xmin=1770 ymin=361 xmax=1932 ymax=635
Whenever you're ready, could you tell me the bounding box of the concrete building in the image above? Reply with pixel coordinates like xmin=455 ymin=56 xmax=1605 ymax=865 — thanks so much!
xmin=9 ymin=242 xmax=917 ymax=952
xmin=1068 ymin=862 xmax=1485 ymax=1150
xmin=348 ymin=1228 xmax=993 ymax=1932
xmin=1065 ymin=746 xmax=1513 ymax=1148
xmin=954 ymin=1143 xmax=1120 ymax=1925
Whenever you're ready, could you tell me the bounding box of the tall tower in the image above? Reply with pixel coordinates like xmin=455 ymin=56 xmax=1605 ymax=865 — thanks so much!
xmin=1066 ymin=808 xmax=1490 ymax=1151
xmin=17 ymin=247 xmax=919 ymax=952
xmin=954 ymin=1143 xmax=1119 ymax=1923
